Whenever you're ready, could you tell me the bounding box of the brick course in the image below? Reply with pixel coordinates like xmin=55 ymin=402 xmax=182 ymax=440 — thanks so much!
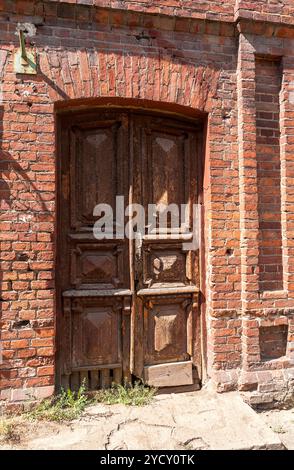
xmin=0 ymin=0 xmax=294 ymax=409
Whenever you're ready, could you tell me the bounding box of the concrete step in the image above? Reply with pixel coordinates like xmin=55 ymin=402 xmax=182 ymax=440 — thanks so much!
xmin=14 ymin=388 xmax=284 ymax=450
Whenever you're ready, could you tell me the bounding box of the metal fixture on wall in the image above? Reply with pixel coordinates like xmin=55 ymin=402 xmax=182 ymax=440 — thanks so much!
xmin=14 ymin=26 xmax=37 ymax=74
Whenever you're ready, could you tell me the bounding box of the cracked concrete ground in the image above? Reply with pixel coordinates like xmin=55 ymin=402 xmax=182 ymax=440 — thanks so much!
xmin=260 ymin=408 xmax=294 ymax=450
xmin=0 ymin=388 xmax=287 ymax=450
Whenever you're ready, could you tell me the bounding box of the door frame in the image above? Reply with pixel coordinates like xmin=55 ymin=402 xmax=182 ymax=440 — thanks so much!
xmin=55 ymin=100 xmax=207 ymax=391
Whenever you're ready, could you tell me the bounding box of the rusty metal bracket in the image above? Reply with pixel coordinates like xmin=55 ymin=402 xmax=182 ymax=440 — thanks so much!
xmin=14 ymin=30 xmax=37 ymax=74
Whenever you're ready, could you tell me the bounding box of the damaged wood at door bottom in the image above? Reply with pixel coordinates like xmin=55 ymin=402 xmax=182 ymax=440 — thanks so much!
xmin=143 ymin=361 xmax=193 ymax=387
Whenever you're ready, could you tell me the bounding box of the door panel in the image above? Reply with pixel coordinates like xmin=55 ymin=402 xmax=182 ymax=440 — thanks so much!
xmin=149 ymin=131 xmax=185 ymax=207
xmin=131 ymin=114 xmax=200 ymax=387
xmin=136 ymin=115 xmax=198 ymax=231
xmin=58 ymin=110 xmax=131 ymax=390
xmin=143 ymin=296 xmax=192 ymax=364
xmin=57 ymin=109 xmax=202 ymax=391
xmin=70 ymin=242 xmax=126 ymax=289
xmin=70 ymin=119 xmax=126 ymax=229
xmin=142 ymin=241 xmax=197 ymax=288
xmin=71 ymin=298 xmax=122 ymax=369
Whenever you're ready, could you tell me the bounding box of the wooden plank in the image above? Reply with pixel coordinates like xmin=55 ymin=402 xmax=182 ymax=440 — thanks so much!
xmin=122 ymin=297 xmax=131 ymax=384
xmin=132 ymin=297 xmax=144 ymax=379
xmin=100 ymin=369 xmax=111 ymax=389
xmin=70 ymin=371 xmax=80 ymax=391
xmin=129 ymin=117 xmax=136 ymax=376
xmin=144 ymin=361 xmax=193 ymax=387
xmin=143 ymin=233 xmax=193 ymax=240
xmin=137 ymin=286 xmax=198 ymax=296
xmin=90 ymin=370 xmax=99 ymax=390
xmin=157 ymin=383 xmax=201 ymax=394
xmin=80 ymin=371 xmax=89 ymax=388
xmin=72 ymin=363 xmax=121 ymax=372
xmin=62 ymin=289 xmax=133 ymax=298
xmin=61 ymin=374 xmax=70 ymax=391
xmin=62 ymin=298 xmax=72 ymax=375
xmin=113 ymin=368 xmax=122 ymax=385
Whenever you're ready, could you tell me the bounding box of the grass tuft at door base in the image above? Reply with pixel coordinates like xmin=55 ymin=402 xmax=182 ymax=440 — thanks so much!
xmin=26 ymin=382 xmax=89 ymax=423
xmin=94 ymin=382 xmax=156 ymax=406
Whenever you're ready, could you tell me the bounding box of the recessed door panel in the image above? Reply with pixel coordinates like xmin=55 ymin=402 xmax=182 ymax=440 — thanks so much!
xmin=144 ymin=296 xmax=192 ymax=365
xmin=142 ymin=242 xmax=195 ymax=288
xmin=71 ymin=298 xmax=122 ymax=369
xmin=70 ymin=242 xmax=126 ymax=289
xmin=70 ymin=121 xmax=125 ymax=229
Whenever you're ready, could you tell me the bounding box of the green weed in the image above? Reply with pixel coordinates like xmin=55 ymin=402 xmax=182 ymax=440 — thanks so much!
xmin=27 ymin=381 xmax=90 ymax=422
xmin=94 ymin=381 xmax=156 ymax=406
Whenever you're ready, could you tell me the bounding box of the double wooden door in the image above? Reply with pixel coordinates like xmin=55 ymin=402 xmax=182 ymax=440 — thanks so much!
xmin=57 ymin=108 xmax=202 ymax=390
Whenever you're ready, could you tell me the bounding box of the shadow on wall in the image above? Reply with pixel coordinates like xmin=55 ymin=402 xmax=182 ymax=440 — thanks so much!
xmin=0 ymin=106 xmax=5 ymax=377
xmin=0 ymin=103 xmax=54 ymax=392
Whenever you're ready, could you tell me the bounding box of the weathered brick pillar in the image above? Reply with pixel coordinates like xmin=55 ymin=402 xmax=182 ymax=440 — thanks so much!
xmin=236 ymin=27 xmax=294 ymax=404
xmin=280 ymin=56 xmax=294 ymax=364
xmin=236 ymin=33 xmax=261 ymax=380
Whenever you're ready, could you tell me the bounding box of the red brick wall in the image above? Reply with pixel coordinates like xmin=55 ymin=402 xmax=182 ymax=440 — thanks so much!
xmin=236 ymin=0 xmax=294 ymax=25
xmin=0 ymin=0 xmax=294 ymax=408
xmin=256 ymin=57 xmax=283 ymax=291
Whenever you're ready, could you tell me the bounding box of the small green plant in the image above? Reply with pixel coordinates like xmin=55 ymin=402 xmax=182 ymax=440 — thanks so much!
xmin=0 ymin=418 xmax=20 ymax=443
xmin=94 ymin=381 xmax=156 ymax=406
xmin=272 ymin=425 xmax=286 ymax=434
xmin=27 ymin=381 xmax=90 ymax=422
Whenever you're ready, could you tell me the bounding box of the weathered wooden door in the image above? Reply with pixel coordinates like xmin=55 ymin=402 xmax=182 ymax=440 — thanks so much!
xmin=57 ymin=108 xmax=202 ymax=390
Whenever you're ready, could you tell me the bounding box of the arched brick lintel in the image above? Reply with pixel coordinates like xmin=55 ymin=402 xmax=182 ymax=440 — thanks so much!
xmin=40 ymin=49 xmax=219 ymax=114
xmin=54 ymin=96 xmax=208 ymax=121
